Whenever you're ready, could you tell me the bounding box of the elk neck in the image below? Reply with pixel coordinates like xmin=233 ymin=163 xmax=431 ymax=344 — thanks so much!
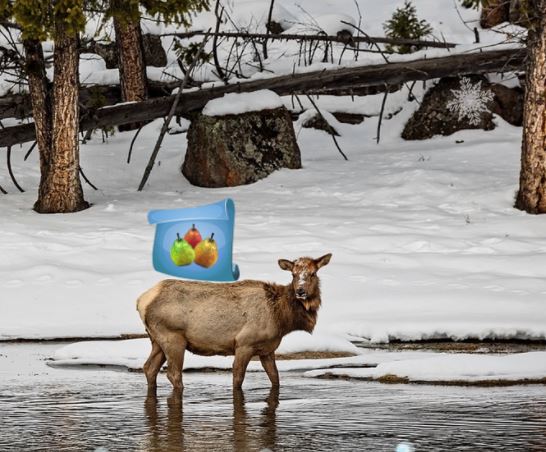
xmin=264 ymin=282 xmax=321 ymax=335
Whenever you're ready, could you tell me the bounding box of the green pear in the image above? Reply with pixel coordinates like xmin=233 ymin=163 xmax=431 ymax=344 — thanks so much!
xmin=170 ymin=233 xmax=195 ymax=266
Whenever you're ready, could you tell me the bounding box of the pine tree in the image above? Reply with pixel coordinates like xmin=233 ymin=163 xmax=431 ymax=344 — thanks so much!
xmin=3 ymin=0 xmax=90 ymax=213
xmin=0 ymin=0 xmax=209 ymax=213
xmin=106 ymin=0 xmax=209 ymax=107
xmin=383 ymin=0 xmax=433 ymax=54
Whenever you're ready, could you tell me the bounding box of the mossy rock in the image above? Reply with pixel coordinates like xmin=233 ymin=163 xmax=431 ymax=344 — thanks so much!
xmin=183 ymin=107 xmax=301 ymax=187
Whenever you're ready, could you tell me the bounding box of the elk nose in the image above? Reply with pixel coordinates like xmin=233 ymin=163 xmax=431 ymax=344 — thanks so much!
xmin=296 ymin=288 xmax=306 ymax=297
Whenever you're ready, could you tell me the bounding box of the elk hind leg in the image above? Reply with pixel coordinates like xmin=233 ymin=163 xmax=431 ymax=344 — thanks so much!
xmin=143 ymin=339 xmax=166 ymax=390
xmin=157 ymin=331 xmax=187 ymax=391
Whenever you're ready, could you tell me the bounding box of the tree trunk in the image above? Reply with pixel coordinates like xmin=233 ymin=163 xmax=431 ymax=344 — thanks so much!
xmin=22 ymin=39 xmax=53 ymax=208
xmin=516 ymin=0 xmax=546 ymax=213
xmin=34 ymin=24 xmax=88 ymax=213
xmin=114 ymin=16 xmax=147 ymax=103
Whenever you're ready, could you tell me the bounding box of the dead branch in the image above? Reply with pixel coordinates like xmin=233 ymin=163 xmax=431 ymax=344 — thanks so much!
xmin=23 ymin=140 xmax=37 ymax=161
xmin=79 ymin=166 xmax=98 ymax=190
xmin=305 ymin=94 xmax=348 ymax=161
xmin=127 ymin=124 xmax=144 ymax=164
xmin=163 ymin=30 xmax=457 ymax=49
xmin=6 ymin=145 xmax=24 ymax=192
xmin=376 ymin=85 xmax=389 ymax=144
xmin=263 ymin=0 xmax=275 ymax=60
xmin=0 ymin=48 xmax=526 ymax=149
xmin=137 ymin=32 xmax=211 ymax=191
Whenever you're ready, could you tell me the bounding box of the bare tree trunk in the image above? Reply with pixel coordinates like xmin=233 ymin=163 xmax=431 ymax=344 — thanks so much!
xmin=22 ymin=39 xmax=53 ymax=208
xmin=516 ymin=0 xmax=546 ymax=213
xmin=34 ymin=24 xmax=88 ymax=213
xmin=114 ymin=16 xmax=147 ymax=103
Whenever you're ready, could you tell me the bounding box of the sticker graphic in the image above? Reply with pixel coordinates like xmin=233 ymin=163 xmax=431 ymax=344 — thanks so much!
xmin=148 ymin=198 xmax=240 ymax=281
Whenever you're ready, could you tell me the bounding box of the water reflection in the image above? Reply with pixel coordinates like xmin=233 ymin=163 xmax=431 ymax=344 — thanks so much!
xmin=143 ymin=387 xmax=279 ymax=451
xmin=1 ymin=342 xmax=546 ymax=452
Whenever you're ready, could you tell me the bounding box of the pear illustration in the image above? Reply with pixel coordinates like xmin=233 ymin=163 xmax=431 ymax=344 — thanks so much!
xmin=184 ymin=224 xmax=202 ymax=249
xmin=170 ymin=233 xmax=195 ymax=266
xmin=194 ymin=233 xmax=219 ymax=268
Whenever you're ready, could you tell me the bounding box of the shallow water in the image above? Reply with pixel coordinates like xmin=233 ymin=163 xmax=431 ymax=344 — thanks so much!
xmin=0 ymin=343 xmax=545 ymax=451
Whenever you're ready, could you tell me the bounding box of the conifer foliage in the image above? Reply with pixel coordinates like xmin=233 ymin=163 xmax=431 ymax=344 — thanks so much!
xmin=0 ymin=0 xmax=209 ymax=213
xmin=383 ymin=0 xmax=433 ymax=54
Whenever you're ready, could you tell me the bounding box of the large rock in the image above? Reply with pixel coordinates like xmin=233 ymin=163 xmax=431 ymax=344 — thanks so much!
xmin=183 ymin=107 xmax=301 ymax=187
xmin=402 ymin=76 xmax=524 ymax=140
xmin=402 ymin=77 xmax=495 ymax=140
xmin=490 ymin=83 xmax=524 ymax=126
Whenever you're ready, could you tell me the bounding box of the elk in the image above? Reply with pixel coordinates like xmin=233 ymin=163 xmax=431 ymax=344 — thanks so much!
xmin=136 ymin=253 xmax=332 ymax=391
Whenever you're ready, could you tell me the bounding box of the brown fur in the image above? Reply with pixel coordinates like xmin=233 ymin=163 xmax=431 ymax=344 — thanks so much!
xmin=137 ymin=253 xmax=332 ymax=391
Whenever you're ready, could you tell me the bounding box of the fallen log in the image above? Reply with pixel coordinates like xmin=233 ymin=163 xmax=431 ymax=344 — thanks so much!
xmin=0 ymin=79 xmax=181 ymax=121
xmin=0 ymin=48 xmax=526 ymax=148
xmin=163 ymin=30 xmax=458 ymax=49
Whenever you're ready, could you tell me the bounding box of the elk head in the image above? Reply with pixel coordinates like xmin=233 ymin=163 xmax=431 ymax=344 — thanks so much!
xmin=278 ymin=254 xmax=332 ymax=310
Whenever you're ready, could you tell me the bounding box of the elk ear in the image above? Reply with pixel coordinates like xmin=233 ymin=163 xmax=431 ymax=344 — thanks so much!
xmin=278 ymin=259 xmax=294 ymax=271
xmin=315 ymin=253 xmax=332 ymax=269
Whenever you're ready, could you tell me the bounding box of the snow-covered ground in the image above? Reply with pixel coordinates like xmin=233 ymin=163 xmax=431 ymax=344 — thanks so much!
xmin=1 ymin=1 xmax=544 ymax=346
xmin=305 ymin=352 xmax=546 ymax=384
xmin=2 ymin=97 xmax=545 ymax=343
xmin=50 ymin=337 xmax=546 ymax=385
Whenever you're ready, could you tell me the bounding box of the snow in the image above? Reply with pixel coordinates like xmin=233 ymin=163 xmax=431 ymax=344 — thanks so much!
xmin=229 ymin=1 xmax=297 ymax=33
xmin=1 ymin=89 xmax=546 ymax=342
xmin=202 ymin=90 xmax=284 ymax=116
xmin=0 ymin=1 xmax=543 ymax=348
xmin=50 ymin=338 xmax=546 ymax=385
xmin=51 ymin=331 xmax=362 ymax=371
xmin=305 ymin=352 xmax=546 ymax=383
xmin=289 ymin=14 xmax=356 ymax=36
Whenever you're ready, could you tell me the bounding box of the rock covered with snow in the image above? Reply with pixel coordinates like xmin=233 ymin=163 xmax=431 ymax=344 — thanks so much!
xmin=184 ymin=93 xmax=300 ymax=188
xmin=402 ymin=76 xmax=495 ymax=140
xmin=202 ymin=90 xmax=284 ymax=117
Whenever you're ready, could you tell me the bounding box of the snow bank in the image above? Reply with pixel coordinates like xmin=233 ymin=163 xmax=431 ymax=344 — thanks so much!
xmin=305 ymin=352 xmax=546 ymax=383
xmin=202 ymin=90 xmax=284 ymax=116
xmin=51 ymin=332 xmax=361 ymax=370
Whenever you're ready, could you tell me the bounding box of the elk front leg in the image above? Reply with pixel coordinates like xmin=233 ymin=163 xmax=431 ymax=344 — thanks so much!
xmin=232 ymin=346 xmax=254 ymax=389
xmin=259 ymin=353 xmax=279 ymax=387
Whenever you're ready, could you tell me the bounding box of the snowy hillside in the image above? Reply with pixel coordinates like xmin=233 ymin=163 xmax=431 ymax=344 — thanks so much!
xmin=1 ymin=1 xmax=543 ymax=343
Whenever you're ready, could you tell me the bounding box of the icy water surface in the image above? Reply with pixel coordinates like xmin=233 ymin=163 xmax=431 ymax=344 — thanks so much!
xmin=0 ymin=343 xmax=545 ymax=451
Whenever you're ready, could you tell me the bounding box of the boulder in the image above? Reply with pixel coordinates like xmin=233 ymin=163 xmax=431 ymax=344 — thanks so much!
xmin=183 ymin=107 xmax=301 ymax=187
xmin=490 ymin=83 xmax=524 ymax=126
xmin=402 ymin=76 xmax=525 ymax=140
xmin=402 ymin=77 xmax=495 ymax=141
